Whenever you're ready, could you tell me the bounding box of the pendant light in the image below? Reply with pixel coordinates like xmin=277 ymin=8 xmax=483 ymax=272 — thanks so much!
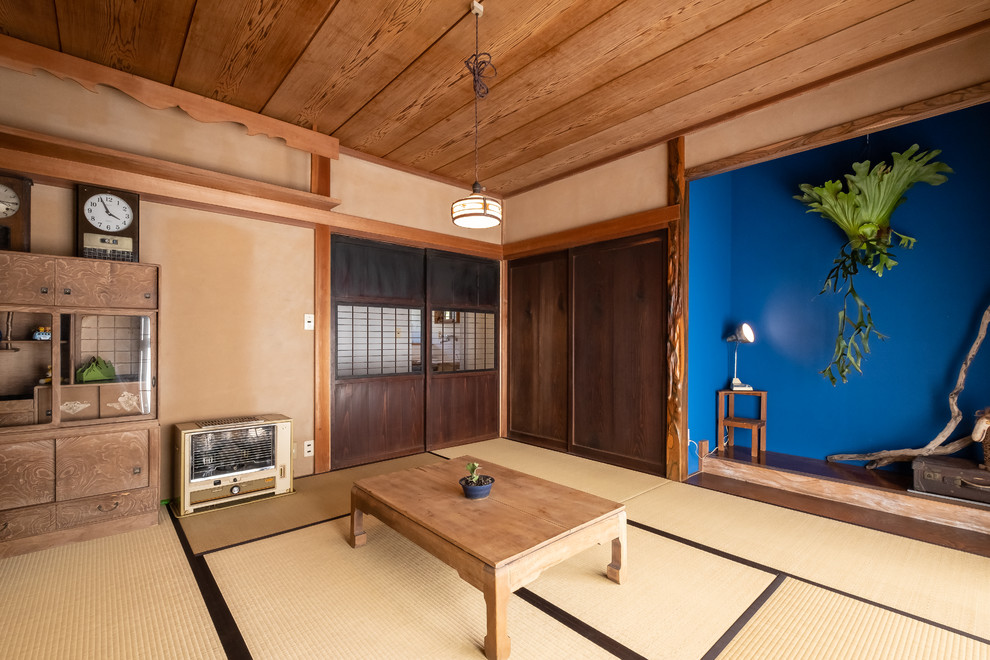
xmin=451 ymin=1 xmax=502 ymax=229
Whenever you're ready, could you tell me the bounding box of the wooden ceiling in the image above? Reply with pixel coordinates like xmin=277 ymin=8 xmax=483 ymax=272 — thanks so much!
xmin=1 ymin=0 xmax=987 ymax=196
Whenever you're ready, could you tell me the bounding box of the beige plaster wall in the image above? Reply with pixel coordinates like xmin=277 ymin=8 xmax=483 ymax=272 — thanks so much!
xmin=503 ymin=145 xmax=668 ymax=243
xmin=685 ymin=30 xmax=990 ymax=170
xmin=333 ymin=153 xmax=502 ymax=244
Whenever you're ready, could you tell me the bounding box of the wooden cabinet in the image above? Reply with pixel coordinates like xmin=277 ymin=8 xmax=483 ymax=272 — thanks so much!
xmin=0 ymin=250 xmax=160 ymax=557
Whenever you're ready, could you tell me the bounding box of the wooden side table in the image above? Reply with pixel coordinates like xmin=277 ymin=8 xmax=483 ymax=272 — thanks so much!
xmin=717 ymin=390 xmax=767 ymax=458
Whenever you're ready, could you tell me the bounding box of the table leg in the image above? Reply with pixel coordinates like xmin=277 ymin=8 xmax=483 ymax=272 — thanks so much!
xmin=483 ymin=566 xmax=511 ymax=660
xmin=349 ymin=507 xmax=366 ymax=548
xmin=606 ymin=511 xmax=627 ymax=584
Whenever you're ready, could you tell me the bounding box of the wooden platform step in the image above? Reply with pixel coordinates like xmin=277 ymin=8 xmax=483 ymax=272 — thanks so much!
xmin=693 ymin=445 xmax=990 ymax=557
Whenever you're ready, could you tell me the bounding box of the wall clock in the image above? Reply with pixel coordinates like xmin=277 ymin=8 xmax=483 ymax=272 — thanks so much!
xmin=0 ymin=172 xmax=32 ymax=252
xmin=76 ymin=185 xmax=140 ymax=262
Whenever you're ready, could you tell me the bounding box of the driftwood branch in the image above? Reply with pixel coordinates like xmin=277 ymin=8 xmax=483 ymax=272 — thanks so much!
xmin=827 ymin=302 xmax=990 ymax=468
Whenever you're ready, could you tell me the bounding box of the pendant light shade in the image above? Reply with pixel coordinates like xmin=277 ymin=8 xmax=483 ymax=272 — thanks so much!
xmin=452 ymin=1 xmax=501 ymax=229
xmin=452 ymin=182 xmax=502 ymax=229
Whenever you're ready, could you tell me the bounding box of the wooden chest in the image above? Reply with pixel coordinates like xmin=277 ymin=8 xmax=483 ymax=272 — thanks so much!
xmin=912 ymin=456 xmax=990 ymax=505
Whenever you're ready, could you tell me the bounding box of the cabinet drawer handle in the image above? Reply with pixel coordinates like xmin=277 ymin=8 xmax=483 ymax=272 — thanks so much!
xmin=97 ymin=502 xmax=120 ymax=513
xmin=40 ymin=287 xmax=49 ymax=294
xmin=63 ymin=288 xmax=71 ymax=295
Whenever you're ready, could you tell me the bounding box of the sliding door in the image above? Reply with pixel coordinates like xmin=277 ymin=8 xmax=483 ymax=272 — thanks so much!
xmin=571 ymin=232 xmax=667 ymax=473
xmin=507 ymin=252 xmax=568 ymax=450
xmin=425 ymin=250 xmax=500 ymax=450
xmin=330 ymin=237 xmax=425 ymax=469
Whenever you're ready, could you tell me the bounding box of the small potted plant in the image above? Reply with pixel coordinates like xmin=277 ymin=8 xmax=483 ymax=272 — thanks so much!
xmin=459 ymin=462 xmax=494 ymax=499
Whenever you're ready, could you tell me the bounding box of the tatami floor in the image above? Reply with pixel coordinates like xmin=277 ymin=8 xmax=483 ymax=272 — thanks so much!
xmin=2 ymin=438 xmax=988 ymax=659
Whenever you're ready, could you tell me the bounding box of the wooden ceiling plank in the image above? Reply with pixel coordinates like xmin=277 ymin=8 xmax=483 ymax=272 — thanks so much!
xmin=437 ymin=0 xmax=915 ymax=183
xmin=0 ymin=0 xmax=61 ymax=50
xmin=262 ymin=0 xmax=466 ymax=134
xmin=173 ymin=0 xmax=333 ymax=112
xmin=52 ymin=0 xmax=195 ymax=84
xmin=386 ymin=0 xmax=769 ymax=172
xmin=462 ymin=0 xmax=985 ymax=191
xmin=489 ymin=20 xmax=990 ymax=195
xmin=333 ymin=0 xmax=625 ymax=158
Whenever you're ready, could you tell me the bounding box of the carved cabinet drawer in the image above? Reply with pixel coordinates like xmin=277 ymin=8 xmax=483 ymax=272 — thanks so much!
xmin=55 ymin=431 xmax=149 ymax=500
xmin=54 ymin=259 xmax=158 ymax=309
xmin=0 ymin=440 xmax=55 ymax=510
xmin=56 ymin=487 xmax=158 ymax=529
xmin=0 ymin=504 xmax=56 ymax=542
xmin=0 ymin=252 xmax=55 ymax=305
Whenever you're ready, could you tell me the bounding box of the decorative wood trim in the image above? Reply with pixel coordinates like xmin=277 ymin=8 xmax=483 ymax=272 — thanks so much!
xmin=701 ymin=453 xmax=990 ymax=535
xmin=686 ymin=81 xmax=990 ymax=180
xmin=666 ymin=137 xmax=689 ymax=482
xmin=502 ymin=205 xmax=681 ymax=260
xmin=0 ymin=35 xmax=339 ymax=160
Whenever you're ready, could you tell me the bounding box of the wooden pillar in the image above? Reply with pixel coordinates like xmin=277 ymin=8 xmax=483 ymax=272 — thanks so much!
xmin=665 ymin=136 xmax=689 ymax=481
xmin=312 ymin=153 xmax=332 ymax=472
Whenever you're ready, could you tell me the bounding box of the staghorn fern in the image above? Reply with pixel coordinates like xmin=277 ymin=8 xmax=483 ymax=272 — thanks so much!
xmin=795 ymin=144 xmax=951 ymax=385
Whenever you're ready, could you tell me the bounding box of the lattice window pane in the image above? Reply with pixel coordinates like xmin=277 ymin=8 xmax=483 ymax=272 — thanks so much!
xmin=336 ymin=305 xmax=422 ymax=377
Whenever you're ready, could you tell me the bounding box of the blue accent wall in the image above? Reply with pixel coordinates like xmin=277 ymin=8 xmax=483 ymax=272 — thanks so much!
xmin=687 ymin=103 xmax=990 ymax=473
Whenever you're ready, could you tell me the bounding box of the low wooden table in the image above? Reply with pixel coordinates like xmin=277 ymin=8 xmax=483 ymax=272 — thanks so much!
xmin=348 ymin=456 xmax=627 ymax=659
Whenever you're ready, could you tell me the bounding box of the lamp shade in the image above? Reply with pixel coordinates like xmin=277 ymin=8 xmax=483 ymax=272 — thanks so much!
xmin=452 ymin=182 xmax=502 ymax=229
xmin=726 ymin=322 xmax=755 ymax=343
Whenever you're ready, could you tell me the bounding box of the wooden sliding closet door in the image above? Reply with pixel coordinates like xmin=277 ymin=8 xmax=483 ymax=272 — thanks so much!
xmin=507 ymin=252 xmax=568 ymax=450
xmin=570 ymin=232 xmax=667 ymax=473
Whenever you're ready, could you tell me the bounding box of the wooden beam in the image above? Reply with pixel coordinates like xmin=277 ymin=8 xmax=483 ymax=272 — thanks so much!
xmin=328 ymin=211 xmax=502 ymax=260
xmin=313 ymin=223 xmax=332 ymax=473
xmin=666 ymin=137 xmax=688 ymax=482
xmin=0 ymin=34 xmax=339 ymax=159
xmin=502 ymin=205 xmax=680 ymax=260
xmin=686 ymin=80 xmax=990 ymax=180
xmin=0 ymin=122 xmax=499 ymax=257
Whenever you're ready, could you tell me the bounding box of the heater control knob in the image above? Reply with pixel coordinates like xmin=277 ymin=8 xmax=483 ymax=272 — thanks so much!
xmin=230 ymin=485 xmax=241 ymax=495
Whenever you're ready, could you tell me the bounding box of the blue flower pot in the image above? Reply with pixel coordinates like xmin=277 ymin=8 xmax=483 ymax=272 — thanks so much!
xmin=459 ymin=476 xmax=494 ymax=499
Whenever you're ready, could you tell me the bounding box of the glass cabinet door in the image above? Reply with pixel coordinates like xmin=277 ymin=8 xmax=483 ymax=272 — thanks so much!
xmin=58 ymin=313 xmax=155 ymax=422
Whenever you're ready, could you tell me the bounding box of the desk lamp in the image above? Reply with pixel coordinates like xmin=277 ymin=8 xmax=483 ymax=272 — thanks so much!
xmin=726 ymin=322 xmax=755 ymax=391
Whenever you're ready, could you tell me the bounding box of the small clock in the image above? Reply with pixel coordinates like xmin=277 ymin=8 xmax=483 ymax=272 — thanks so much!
xmin=76 ymin=185 xmax=140 ymax=262
xmin=0 ymin=172 xmax=32 ymax=252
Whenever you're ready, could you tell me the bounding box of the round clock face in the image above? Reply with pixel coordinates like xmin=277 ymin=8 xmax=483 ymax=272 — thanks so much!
xmin=0 ymin=183 xmax=20 ymax=219
xmin=84 ymin=193 xmax=134 ymax=232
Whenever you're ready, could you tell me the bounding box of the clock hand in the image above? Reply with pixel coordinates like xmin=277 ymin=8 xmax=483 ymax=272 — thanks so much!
xmin=99 ymin=197 xmax=121 ymax=221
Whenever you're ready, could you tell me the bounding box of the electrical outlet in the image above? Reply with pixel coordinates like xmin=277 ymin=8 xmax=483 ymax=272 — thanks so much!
xmin=303 ymin=440 xmax=314 ymax=457
xmin=304 ymin=314 xmax=315 ymax=330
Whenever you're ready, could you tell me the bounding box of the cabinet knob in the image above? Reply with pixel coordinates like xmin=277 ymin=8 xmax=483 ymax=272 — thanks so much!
xmin=63 ymin=288 xmax=71 ymax=295
xmin=97 ymin=502 xmax=120 ymax=513
xmin=40 ymin=287 xmax=49 ymax=294
xmin=144 ymin=293 xmax=151 ymax=299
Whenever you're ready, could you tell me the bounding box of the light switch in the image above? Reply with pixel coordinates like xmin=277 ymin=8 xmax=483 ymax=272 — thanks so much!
xmin=304 ymin=314 xmax=315 ymax=330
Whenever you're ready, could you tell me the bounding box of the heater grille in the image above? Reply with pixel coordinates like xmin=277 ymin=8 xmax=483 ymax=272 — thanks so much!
xmin=189 ymin=424 xmax=276 ymax=481
xmin=196 ymin=416 xmax=263 ymax=428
